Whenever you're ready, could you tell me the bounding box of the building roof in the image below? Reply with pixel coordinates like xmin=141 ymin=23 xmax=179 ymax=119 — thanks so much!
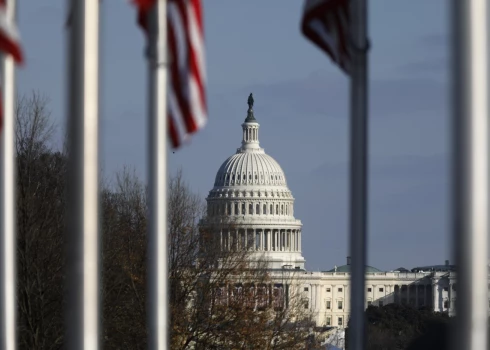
xmin=326 ymin=264 xmax=383 ymax=273
xmin=325 ymin=257 xmax=383 ymax=273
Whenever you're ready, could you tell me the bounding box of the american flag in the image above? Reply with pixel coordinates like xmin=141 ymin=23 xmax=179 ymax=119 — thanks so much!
xmin=301 ymin=0 xmax=350 ymax=74
xmin=135 ymin=0 xmax=207 ymax=149
xmin=0 ymin=0 xmax=23 ymax=132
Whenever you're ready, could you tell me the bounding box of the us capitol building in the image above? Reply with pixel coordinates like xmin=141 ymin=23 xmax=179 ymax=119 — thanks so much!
xmin=200 ymin=94 xmax=479 ymax=329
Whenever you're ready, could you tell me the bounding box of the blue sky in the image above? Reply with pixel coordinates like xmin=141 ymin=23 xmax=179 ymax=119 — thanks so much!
xmin=18 ymin=0 xmax=450 ymax=271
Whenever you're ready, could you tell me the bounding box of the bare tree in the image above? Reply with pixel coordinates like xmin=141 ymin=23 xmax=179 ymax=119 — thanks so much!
xmin=12 ymin=92 xmax=314 ymax=349
xmin=16 ymin=92 xmax=65 ymax=350
xmin=101 ymin=167 xmax=148 ymax=349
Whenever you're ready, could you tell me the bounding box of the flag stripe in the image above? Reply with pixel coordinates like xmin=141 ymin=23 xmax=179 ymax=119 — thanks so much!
xmin=167 ymin=9 xmax=197 ymax=133
xmin=0 ymin=0 xmax=23 ymax=134
xmin=301 ymin=0 xmax=350 ymax=74
xmin=135 ymin=0 xmax=207 ymax=149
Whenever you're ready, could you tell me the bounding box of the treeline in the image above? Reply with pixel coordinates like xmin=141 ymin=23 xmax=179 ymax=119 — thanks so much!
xmin=14 ymin=92 xmax=314 ymax=350
xmin=344 ymin=304 xmax=451 ymax=350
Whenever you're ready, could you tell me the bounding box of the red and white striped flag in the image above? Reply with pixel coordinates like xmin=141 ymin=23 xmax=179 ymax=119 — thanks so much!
xmin=0 ymin=0 xmax=23 ymax=132
xmin=134 ymin=0 xmax=207 ymax=149
xmin=301 ymin=0 xmax=350 ymax=74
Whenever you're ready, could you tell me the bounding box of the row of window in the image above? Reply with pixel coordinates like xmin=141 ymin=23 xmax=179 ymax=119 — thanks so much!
xmin=305 ymin=286 xmax=385 ymax=293
xmin=326 ymin=316 xmax=343 ymax=326
xmin=209 ymin=202 xmax=292 ymax=216
xmin=306 ymin=287 xmax=344 ymax=293
xmin=216 ymin=172 xmax=284 ymax=186
xmin=208 ymin=190 xmax=290 ymax=198
xmin=325 ymin=300 xmax=343 ymax=310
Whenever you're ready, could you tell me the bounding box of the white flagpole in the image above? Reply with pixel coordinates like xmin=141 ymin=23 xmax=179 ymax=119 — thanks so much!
xmin=0 ymin=0 xmax=17 ymax=348
xmin=146 ymin=1 xmax=168 ymax=349
xmin=451 ymin=1 xmax=489 ymax=349
xmin=348 ymin=0 xmax=369 ymax=349
xmin=65 ymin=0 xmax=100 ymax=349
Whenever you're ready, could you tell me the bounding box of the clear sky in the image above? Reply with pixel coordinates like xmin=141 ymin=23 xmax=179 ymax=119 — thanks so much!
xmin=18 ymin=0 xmax=450 ymax=272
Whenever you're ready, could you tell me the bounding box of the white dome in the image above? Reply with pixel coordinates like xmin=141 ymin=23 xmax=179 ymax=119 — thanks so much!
xmin=202 ymin=94 xmax=305 ymax=270
xmin=214 ymin=151 xmax=287 ymax=188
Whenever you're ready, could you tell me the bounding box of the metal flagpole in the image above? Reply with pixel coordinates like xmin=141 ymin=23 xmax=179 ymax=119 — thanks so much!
xmin=65 ymin=0 xmax=100 ymax=349
xmin=451 ymin=0 xmax=489 ymax=349
xmin=348 ymin=0 xmax=369 ymax=349
xmin=147 ymin=1 xmax=168 ymax=349
xmin=0 ymin=0 xmax=17 ymax=348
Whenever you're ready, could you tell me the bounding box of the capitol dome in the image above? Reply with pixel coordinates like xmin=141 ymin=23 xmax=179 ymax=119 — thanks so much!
xmin=214 ymin=152 xmax=288 ymax=188
xmin=202 ymin=94 xmax=305 ymax=269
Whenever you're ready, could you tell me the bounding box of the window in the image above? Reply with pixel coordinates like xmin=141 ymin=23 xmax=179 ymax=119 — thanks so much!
xmin=326 ymin=301 xmax=331 ymax=310
xmin=338 ymin=288 xmax=343 ymax=292
xmin=249 ymin=204 xmax=253 ymax=215
xmin=263 ymin=204 xmax=267 ymax=214
xmin=242 ymin=203 xmax=245 ymax=214
xmin=338 ymin=301 xmax=343 ymax=310
xmin=281 ymin=205 xmax=284 ymax=215
xmin=379 ymin=301 xmax=384 ymax=307
xmin=379 ymin=288 xmax=384 ymax=292
xmin=326 ymin=288 xmax=331 ymax=292
xmin=326 ymin=317 xmax=331 ymax=326
xmin=249 ymin=174 xmax=252 ymax=180
xmin=235 ymin=203 xmax=239 ymax=215
xmin=276 ymin=205 xmax=279 ymax=215
xmin=304 ymin=302 xmax=309 ymax=310
xmin=338 ymin=317 xmax=343 ymax=326
xmin=270 ymin=204 xmax=273 ymax=214
xmin=367 ymin=301 xmax=372 ymax=306
xmin=367 ymin=288 xmax=372 ymax=292
xmin=304 ymin=287 xmax=309 ymax=292
xmin=256 ymin=204 xmax=260 ymax=214
xmin=444 ymin=300 xmax=449 ymax=309
xmin=255 ymin=174 xmax=257 ymax=180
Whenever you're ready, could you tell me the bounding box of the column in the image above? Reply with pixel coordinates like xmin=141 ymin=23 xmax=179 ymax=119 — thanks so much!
xmin=295 ymin=230 xmax=298 ymax=251
xmin=448 ymin=281 xmax=452 ymax=312
xmin=253 ymin=229 xmax=256 ymax=251
xmin=299 ymin=231 xmax=302 ymax=251
xmin=312 ymin=285 xmax=316 ymax=310
xmin=236 ymin=229 xmax=239 ymax=250
xmin=266 ymin=230 xmax=271 ymax=251
xmin=316 ymin=285 xmax=321 ymax=314
xmin=432 ymin=282 xmax=438 ymax=311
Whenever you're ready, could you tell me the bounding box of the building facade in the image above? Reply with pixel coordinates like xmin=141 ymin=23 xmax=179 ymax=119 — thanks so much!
xmin=201 ymin=96 xmax=471 ymax=328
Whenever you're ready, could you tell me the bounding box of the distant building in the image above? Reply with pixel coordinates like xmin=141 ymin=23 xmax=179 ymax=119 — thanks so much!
xmin=200 ymin=96 xmax=479 ymax=328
